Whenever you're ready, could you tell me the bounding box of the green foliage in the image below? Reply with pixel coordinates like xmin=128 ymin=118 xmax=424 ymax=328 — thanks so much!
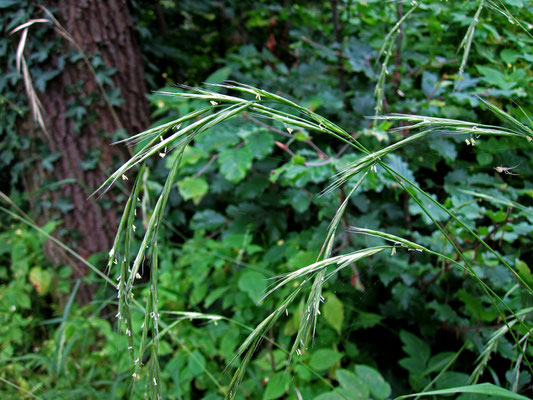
xmin=2 ymin=0 xmax=533 ymax=399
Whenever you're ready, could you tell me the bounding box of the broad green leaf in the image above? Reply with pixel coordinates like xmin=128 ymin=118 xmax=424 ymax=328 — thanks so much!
xmin=263 ymin=372 xmax=290 ymax=400
xmin=205 ymin=66 xmax=232 ymax=89
xmin=323 ymin=292 xmax=344 ymax=334
xmin=336 ymin=369 xmax=369 ymax=398
xmin=309 ymin=349 xmax=342 ymax=371
xmin=238 ymin=271 xmax=266 ymax=303
xmin=435 ymin=371 xmax=469 ymax=390
xmin=177 ymin=176 xmax=209 ymax=205
xmin=355 ymin=365 xmax=391 ymax=399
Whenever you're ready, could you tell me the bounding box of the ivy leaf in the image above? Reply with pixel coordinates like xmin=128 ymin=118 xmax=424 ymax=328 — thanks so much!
xmin=218 ymin=147 xmax=253 ymax=183
xmin=177 ymin=177 xmax=208 ymax=205
xmin=323 ymin=292 xmax=344 ymax=334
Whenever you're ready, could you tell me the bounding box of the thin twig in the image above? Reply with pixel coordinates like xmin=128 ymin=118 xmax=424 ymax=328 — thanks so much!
xmin=193 ymin=154 xmax=219 ymax=177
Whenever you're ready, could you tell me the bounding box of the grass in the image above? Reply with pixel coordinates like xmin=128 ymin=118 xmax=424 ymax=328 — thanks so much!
xmin=94 ymin=80 xmax=533 ymax=399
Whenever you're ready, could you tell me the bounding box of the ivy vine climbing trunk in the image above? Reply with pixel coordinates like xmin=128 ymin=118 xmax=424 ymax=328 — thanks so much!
xmin=23 ymin=0 xmax=150 ymax=304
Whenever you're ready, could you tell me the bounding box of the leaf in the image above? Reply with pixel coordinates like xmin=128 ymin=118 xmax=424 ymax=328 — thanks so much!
xmin=394 ymin=383 xmax=531 ymax=400
xmin=476 ymin=65 xmax=516 ymax=90
xmin=457 ymin=289 xmax=498 ymax=322
xmin=263 ymin=372 xmax=290 ymax=400
xmin=336 ymin=369 xmax=369 ymax=398
xmin=238 ymin=271 xmax=266 ymax=303
xmin=177 ymin=176 xmax=209 ymax=205
xmin=29 ymin=267 xmax=52 ymax=295
xmin=516 ymin=259 xmax=533 ymax=287
xmin=187 ymin=350 xmax=206 ymax=378
xmin=323 ymin=292 xmax=344 ymax=334
xmin=354 ymin=365 xmax=391 ymax=399
xmin=434 ymin=371 xmax=469 ymax=390
xmin=352 ymin=311 xmax=383 ymax=330
xmin=281 ymin=188 xmax=311 ymax=213
xmin=399 ymin=330 xmax=430 ymax=374
xmin=244 ymin=130 xmax=274 ymax=160
xmin=309 ymin=349 xmax=342 ymax=371
xmin=0 ymin=1 xmax=19 ymax=8
xmin=428 ymin=138 xmax=457 ymax=161
xmin=218 ymin=146 xmax=253 ymax=183
xmin=205 ymin=67 xmax=232 ymax=90
xmin=500 ymin=49 xmax=519 ymax=64
xmin=190 ymin=209 xmax=226 ymax=231
xmin=314 ymin=392 xmax=344 ymax=400
xmin=422 ymin=71 xmax=442 ymax=97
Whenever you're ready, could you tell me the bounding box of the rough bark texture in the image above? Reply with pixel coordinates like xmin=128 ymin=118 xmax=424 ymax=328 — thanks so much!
xmin=27 ymin=0 xmax=150 ymax=303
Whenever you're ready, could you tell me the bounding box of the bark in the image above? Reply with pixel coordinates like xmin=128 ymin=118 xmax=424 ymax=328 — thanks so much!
xmin=26 ymin=0 xmax=150 ymax=303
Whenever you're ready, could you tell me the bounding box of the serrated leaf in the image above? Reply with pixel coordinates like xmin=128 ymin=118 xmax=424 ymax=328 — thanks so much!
xmin=177 ymin=176 xmax=209 ymax=205
xmin=245 ymin=131 xmax=274 ymax=160
xmin=218 ymin=146 xmax=253 ymax=183
xmin=323 ymin=292 xmax=344 ymax=334
xmin=428 ymin=138 xmax=457 ymax=161
xmin=281 ymin=188 xmax=311 ymax=213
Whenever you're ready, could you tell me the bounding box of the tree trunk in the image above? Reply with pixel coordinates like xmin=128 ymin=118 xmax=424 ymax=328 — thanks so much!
xmin=25 ymin=0 xmax=150 ymax=303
